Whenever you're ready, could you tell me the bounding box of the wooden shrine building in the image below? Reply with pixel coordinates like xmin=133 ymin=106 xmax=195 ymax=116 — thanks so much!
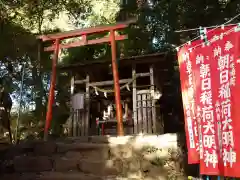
xmin=59 ymin=52 xmax=177 ymax=137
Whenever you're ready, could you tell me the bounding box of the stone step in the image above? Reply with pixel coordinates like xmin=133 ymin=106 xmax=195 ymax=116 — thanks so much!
xmin=54 ymin=156 xmax=112 ymax=172
xmin=1 ymin=172 xmax=108 ymax=180
xmin=0 ymin=134 xmax=182 ymax=180
xmin=56 ymin=142 xmax=109 ymax=153
xmin=38 ymin=172 xmax=103 ymax=180
xmin=12 ymin=155 xmax=119 ymax=176
xmin=38 ymin=173 xmax=129 ymax=180
xmin=1 ymin=172 xmax=184 ymax=180
xmin=13 ymin=156 xmax=53 ymax=172
xmin=56 ymin=136 xmax=111 ymax=144
xmin=77 ymin=160 xmax=120 ymax=176
xmin=1 ymin=140 xmax=110 ymax=160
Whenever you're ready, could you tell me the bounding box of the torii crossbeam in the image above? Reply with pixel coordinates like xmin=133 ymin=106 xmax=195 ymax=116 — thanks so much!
xmin=38 ymin=19 xmax=135 ymax=140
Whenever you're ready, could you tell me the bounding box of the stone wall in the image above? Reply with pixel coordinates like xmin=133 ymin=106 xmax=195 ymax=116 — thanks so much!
xmin=0 ymin=134 xmax=185 ymax=180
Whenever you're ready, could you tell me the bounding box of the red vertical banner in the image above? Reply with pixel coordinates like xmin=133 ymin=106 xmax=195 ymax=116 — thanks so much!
xmin=208 ymin=26 xmax=240 ymax=177
xmin=192 ymin=41 xmax=220 ymax=175
xmin=229 ymin=28 xmax=240 ymax=178
xmin=178 ymin=25 xmax=240 ymax=177
xmin=178 ymin=45 xmax=200 ymax=164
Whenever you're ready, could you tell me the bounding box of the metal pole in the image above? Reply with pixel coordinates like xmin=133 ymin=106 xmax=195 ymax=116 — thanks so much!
xmin=15 ymin=63 xmax=25 ymax=143
xmin=110 ymin=30 xmax=124 ymax=136
xmin=44 ymin=39 xmax=60 ymax=141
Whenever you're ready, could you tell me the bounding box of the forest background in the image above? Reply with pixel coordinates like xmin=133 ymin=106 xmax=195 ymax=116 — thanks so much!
xmin=0 ymin=0 xmax=239 ymax=139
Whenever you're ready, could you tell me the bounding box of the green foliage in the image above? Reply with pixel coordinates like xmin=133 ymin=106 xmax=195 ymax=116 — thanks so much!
xmin=1 ymin=0 xmax=240 ymax=140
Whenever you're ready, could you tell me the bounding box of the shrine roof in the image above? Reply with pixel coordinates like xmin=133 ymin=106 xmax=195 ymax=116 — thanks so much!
xmin=58 ymin=52 xmax=174 ymax=71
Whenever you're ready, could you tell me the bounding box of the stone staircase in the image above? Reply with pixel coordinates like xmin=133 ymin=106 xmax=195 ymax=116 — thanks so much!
xmin=0 ymin=134 xmax=185 ymax=180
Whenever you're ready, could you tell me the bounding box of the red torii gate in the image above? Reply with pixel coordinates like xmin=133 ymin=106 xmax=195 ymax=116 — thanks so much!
xmin=38 ymin=19 xmax=135 ymax=140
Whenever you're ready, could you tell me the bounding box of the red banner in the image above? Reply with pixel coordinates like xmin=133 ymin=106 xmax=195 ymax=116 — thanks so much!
xmin=178 ymin=40 xmax=200 ymax=164
xmin=178 ymin=25 xmax=240 ymax=177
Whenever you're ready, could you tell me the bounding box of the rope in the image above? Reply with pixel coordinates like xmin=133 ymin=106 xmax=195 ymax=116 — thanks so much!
xmin=89 ymin=75 xmax=137 ymax=93
xmin=175 ymin=23 xmax=237 ymax=33
xmin=186 ymin=25 xmax=238 ymax=52
xmin=175 ymin=12 xmax=240 ymax=51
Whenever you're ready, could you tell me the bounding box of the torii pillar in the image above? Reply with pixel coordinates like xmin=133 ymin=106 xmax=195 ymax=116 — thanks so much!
xmin=38 ymin=19 xmax=135 ymax=140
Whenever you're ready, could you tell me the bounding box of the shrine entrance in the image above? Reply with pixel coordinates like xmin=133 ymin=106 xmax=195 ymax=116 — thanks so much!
xmin=61 ymin=53 xmax=168 ymax=137
xmin=135 ymin=89 xmax=156 ymax=134
xmin=66 ymin=92 xmax=89 ymax=137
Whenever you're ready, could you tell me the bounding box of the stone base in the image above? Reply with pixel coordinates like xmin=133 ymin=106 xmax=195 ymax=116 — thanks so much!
xmin=0 ymin=134 xmax=185 ymax=179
